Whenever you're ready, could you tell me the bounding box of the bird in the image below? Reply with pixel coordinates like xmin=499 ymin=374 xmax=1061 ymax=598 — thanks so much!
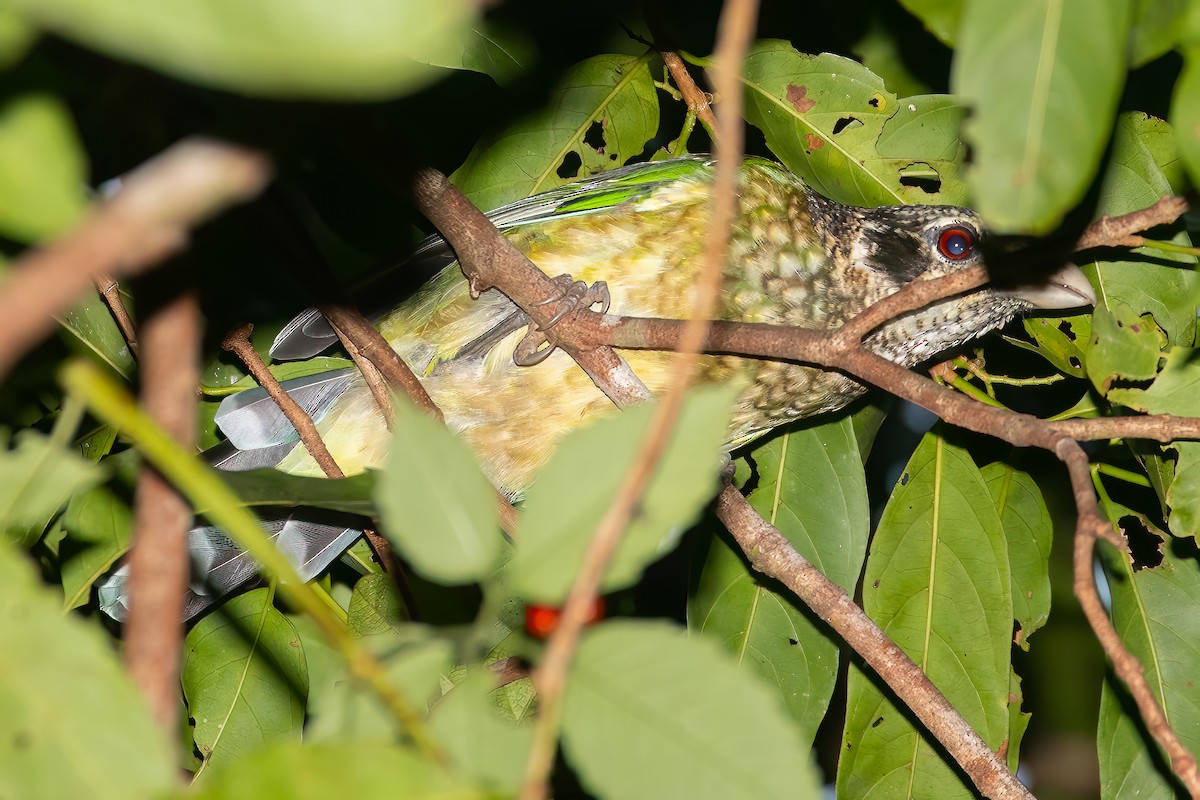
xmin=98 ymin=155 xmax=1096 ymax=620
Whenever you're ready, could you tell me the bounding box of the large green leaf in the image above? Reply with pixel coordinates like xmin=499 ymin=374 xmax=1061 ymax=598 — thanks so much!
xmin=741 ymin=42 xmax=969 ymax=208
xmin=954 ymin=0 xmax=1133 ymax=233
xmin=0 ymin=93 xmax=87 ymax=242
xmin=509 ymin=384 xmax=737 ymax=603
xmin=838 ymin=432 xmax=1013 ymax=798
xmin=0 ymin=539 xmax=174 ymax=800
xmin=1096 ymin=510 xmax=1200 ymax=797
xmin=690 ymin=417 xmax=868 ymax=741
xmin=375 ymin=396 xmax=502 ymax=585
xmin=562 ymin=620 xmax=822 ymax=800
xmin=429 ymin=668 xmax=533 ymax=794
xmin=453 ymin=53 xmax=659 ymax=211
xmin=898 ymin=0 xmax=964 ymax=45
xmin=10 ymin=0 xmax=477 ymax=100
xmin=184 ymin=589 xmax=307 ymax=780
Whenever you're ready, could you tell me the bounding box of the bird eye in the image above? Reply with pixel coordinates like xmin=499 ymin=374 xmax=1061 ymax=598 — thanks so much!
xmin=937 ymin=227 xmax=976 ymax=260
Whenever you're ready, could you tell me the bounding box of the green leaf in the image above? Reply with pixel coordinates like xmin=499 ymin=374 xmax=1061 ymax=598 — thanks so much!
xmin=429 ymin=668 xmax=533 ymax=793
xmin=306 ymin=629 xmax=452 ymax=742
xmin=1108 ymin=346 xmax=1200 ymax=415
xmin=452 ymin=53 xmax=659 ymax=211
xmin=347 ymin=573 xmax=409 ymax=637
xmin=740 ymin=43 xmax=967 ymax=207
xmin=216 ymin=468 xmax=375 ymax=515
xmin=0 ymin=539 xmax=175 ymax=800
xmin=740 ymin=44 xmax=899 ymax=207
xmin=510 ymin=384 xmax=737 ymax=603
xmin=562 ymin=620 xmax=822 ymax=800
xmin=1131 ymin=0 xmax=1186 ymax=65
xmin=375 ymin=396 xmax=501 ymax=584
xmin=690 ymin=418 xmax=868 ymax=741
xmin=11 ymin=0 xmax=478 ymax=100
xmin=982 ymin=461 xmax=1053 ymax=648
xmin=898 ymin=0 xmax=963 ymax=45
xmin=0 ymin=93 xmax=88 ymax=241
xmin=0 ymin=429 xmax=104 ymax=547
xmin=201 ymin=357 xmax=354 ymax=397
xmin=420 ymin=23 xmax=531 ymax=86
xmin=1086 ymin=304 xmax=1167 ymax=396
xmin=184 ymin=589 xmax=307 ymax=779
xmin=1012 ymin=314 xmax=1090 ymax=378
xmin=954 ymin=0 xmax=1133 ymax=233
xmin=0 ymin=5 xmax=36 ymax=69
xmin=59 ymin=293 xmax=137 ymax=380
xmin=1097 ymin=520 xmax=1200 ymax=797
xmin=186 ymin=741 xmax=483 ymax=800
xmin=838 ymin=432 xmax=1012 ymax=798
xmin=60 ymin=483 xmax=132 ymax=610
xmin=1168 ymin=441 xmax=1200 ymax=539
xmin=1090 ymin=113 xmax=1199 ymax=346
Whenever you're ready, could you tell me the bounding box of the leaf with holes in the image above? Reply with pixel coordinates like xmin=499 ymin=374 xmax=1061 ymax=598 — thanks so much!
xmin=953 ymin=0 xmax=1132 ymax=233
xmin=838 ymin=432 xmax=1012 ymax=798
xmin=1107 ymin=346 xmax=1200 ymax=415
xmin=690 ymin=418 xmax=868 ymax=741
xmin=1088 ymin=113 xmax=1199 ymax=346
xmin=1086 ymin=304 xmax=1167 ymax=396
xmin=1009 ymin=315 xmax=1090 ymax=378
xmin=1096 ymin=506 xmax=1200 ymax=796
xmin=739 ymin=42 xmax=969 ymax=207
xmin=452 ymin=53 xmax=659 ymax=211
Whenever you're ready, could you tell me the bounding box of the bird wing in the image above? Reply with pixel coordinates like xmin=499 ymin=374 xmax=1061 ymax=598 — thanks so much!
xmin=269 ymin=157 xmax=718 ymax=361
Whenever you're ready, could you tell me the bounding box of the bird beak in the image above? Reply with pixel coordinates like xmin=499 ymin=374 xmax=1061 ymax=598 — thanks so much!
xmin=997 ymin=262 xmax=1097 ymax=310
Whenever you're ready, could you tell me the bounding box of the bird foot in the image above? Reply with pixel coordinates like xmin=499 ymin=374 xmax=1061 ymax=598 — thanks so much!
xmin=513 ymin=275 xmax=610 ymax=366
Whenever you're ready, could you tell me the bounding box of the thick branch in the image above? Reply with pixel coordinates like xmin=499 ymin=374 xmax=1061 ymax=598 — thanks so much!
xmin=123 ymin=278 xmax=200 ymax=748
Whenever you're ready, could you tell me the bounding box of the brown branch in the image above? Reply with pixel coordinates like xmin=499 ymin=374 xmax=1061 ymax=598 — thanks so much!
xmin=1075 ymin=195 xmax=1189 ymax=251
xmin=123 ymin=276 xmax=200 ymax=751
xmin=0 ymin=139 xmax=269 ymax=380
xmin=1062 ymin=443 xmax=1200 ymax=794
xmin=222 ymin=323 xmax=345 ymax=478
xmin=93 ymin=273 xmax=139 ymax=356
xmin=660 ymin=51 xmax=719 ymax=139
xmin=519 ymin=3 xmax=758 ymax=797
xmin=714 ymin=486 xmax=1033 ymax=799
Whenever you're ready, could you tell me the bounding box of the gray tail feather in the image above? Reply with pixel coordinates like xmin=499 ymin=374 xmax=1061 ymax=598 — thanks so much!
xmin=97 ymin=369 xmax=367 ymax=622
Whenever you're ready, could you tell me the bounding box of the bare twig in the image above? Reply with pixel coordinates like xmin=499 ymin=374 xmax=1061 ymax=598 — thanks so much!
xmin=222 ymin=323 xmax=345 ymax=478
xmin=0 ymin=139 xmax=269 ymax=380
xmin=1075 ymin=195 xmax=1189 ymax=251
xmin=519 ymin=3 xmax=758 ymax=797
xmin=122 ymin=278 xmax=200 ymax=749
xmin=93 ymin=273 xmax=139 ymax=356
xmin=714 ymin=486 xmax=1034 ymax=799
xmin=660 ymin=51 xmax=719 ymax=139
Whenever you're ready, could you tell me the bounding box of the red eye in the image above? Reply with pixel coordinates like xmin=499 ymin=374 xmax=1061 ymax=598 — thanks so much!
xmin=937 ymin=227 xmax=975 ymax=260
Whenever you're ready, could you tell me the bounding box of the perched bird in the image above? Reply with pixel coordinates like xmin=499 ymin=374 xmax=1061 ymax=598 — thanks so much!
xmin=99 ymin=155 xmax=1095 ymax=620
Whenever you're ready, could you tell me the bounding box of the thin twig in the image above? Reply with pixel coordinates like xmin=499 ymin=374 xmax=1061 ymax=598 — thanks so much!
xmin=123 ymin=278 xmax=199 ymax=751
xmin=93 ymin=273 xmax=139 ymax=356
xmin=0 ymin=139 xmax=269 ymax=380
xmin=1074 ymin=195 xmax=1188 ymax=251
xmin=660 ymin=51 xmax=719 ymax=140
xmin=222 ymin=323 xmax=345 ymax=478
xmin=519 ymin=3 xmax=758 ymax=796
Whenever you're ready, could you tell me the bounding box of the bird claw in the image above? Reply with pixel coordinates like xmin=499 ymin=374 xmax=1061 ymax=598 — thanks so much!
xmin=513 ymin=275 xmax=611 ymax=367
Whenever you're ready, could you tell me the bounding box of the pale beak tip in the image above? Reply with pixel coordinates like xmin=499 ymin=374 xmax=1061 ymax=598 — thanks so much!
xmin=1002 ymin=262 xmax=1097 ymax=310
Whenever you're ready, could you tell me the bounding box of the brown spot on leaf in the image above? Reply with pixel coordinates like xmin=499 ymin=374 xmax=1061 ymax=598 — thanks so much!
xmin=804 ymin=133 xmax=824 ymax=151
xmin=787 ymin=84 xmax=816 ymax=113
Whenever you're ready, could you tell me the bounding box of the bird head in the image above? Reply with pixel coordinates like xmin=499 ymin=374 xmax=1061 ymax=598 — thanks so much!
xmin=808 ymin=195 xmax=1096 ymax=365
